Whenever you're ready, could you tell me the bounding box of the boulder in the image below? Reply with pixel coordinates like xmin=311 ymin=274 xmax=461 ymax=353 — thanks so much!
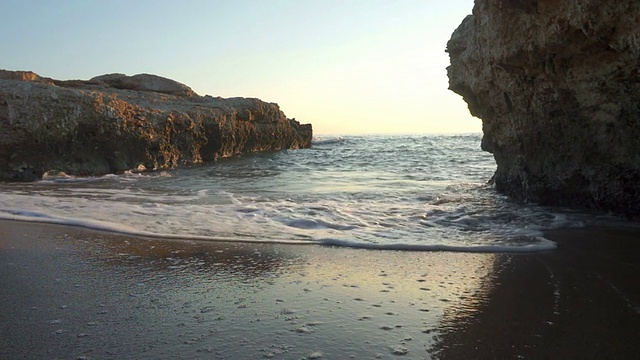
xmin=447 ymin=0 xmax=640 ymax=216
xmin=0 ymin=70 xmax=312 ymax=181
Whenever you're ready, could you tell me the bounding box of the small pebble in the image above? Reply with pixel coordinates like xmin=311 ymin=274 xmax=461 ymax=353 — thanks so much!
xmin=391 ymin=346 xmax=409 ymax=355
xmin=295 ymin=326 xmax=312 ymax=334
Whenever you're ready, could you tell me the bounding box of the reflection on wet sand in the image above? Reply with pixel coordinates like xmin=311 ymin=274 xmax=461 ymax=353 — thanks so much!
xmin=435 ymin=255 xmax=501 ymax=331
xmin=432 ymin=227 xmax=640 ymax=359
xmin=0 ymin=220 xmax=504 ymax=359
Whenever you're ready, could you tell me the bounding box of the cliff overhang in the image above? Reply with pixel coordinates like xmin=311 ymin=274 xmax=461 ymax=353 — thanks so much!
xmin=447 ymin=0 xmax=640 ymax=216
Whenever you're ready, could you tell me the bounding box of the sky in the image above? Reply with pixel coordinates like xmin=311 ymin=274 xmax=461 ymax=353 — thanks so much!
xmin=0 ymin=0 xmax=478 ymax=135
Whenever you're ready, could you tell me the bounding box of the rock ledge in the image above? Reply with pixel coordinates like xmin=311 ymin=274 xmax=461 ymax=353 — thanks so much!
xmin=0 ymin=70 xmax=312 ymax=181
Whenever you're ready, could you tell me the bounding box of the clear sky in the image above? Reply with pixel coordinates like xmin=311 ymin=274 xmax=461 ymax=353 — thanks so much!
xmin=0 ymin=0 xmax=477 ymax=135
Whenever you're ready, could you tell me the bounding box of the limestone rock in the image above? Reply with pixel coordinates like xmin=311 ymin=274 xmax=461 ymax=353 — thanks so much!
xmin=0 ymin=70 xmax=312 ymax=181
xmin=0 ymin=69 xmax=46 ymax=82
xmin=90 ymin=73 xmax=197 ymax=97
xmin=447 ymin=0 xmax=640 ymax=216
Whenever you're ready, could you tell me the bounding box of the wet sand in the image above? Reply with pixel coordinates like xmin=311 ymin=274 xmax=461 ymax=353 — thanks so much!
xmin=1 ymin=220 xmax=639 ymax=359
xmin=434 ymin=227 xmax=640 ymax=359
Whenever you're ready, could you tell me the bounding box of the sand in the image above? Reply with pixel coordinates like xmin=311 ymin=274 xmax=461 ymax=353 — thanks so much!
xmin=1 ymin=220 xmax=638 ymax=359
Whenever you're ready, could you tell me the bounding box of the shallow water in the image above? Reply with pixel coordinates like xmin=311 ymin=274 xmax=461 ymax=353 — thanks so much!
xmin=0 ymin=134 xmax=628 ymax=252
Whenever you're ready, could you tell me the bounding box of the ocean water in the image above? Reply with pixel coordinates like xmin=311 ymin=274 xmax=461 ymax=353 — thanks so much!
xmin=0 ymin=134 xmax=611 ymax=252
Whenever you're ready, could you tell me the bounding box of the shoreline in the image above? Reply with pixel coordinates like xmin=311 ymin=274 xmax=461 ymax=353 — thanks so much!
xmin=1 ymin=220 xmax=639 ymax=359
xmin=0 ymin=216 xmax=557 ymax=253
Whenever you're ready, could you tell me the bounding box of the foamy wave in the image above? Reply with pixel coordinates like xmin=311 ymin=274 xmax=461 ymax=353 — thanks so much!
xmin=285 ymin=218 xmax=359 ymax=230
xmin=39 ymin=171 xmax=167 ymax=184
xmin=0 ymin=208 xmax=557 ymax=253
xmin=0 ymin=209 xmax=312 ymax=245
xmin=0 ymin=134 xmax=605 ymax=254
xmin=312 ymin=136 xmax=345 ymax=146
xmin=317 ymin=237 xmax=557 ymax=253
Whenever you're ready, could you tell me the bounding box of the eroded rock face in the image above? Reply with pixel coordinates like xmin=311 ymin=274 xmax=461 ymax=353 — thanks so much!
xmin=447 ymin=0 xmax=640 ymax=216
xmin=0 ymin=70 xmax=312 ymax=181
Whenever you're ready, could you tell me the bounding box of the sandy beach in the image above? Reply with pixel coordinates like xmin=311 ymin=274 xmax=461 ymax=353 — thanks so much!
xmin=1 ymin=219 xmax=638 ymax=359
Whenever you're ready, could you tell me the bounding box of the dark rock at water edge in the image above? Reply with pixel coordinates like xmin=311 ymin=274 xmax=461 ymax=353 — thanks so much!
xmin=447 ymin=0 xmax=640 ymax=216
xmin=0 ymin=70 xmax=312 ymax=181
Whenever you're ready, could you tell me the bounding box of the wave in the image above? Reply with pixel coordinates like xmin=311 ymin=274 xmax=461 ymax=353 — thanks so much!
xmin=312 ymin=136 xmax=345 ymax=146
xmin=317 ymin=237 xmax=557 ymax=253
xmin=285 ymin=218 xmax=359 ymax=230
xmin=0 ymin=208 xmax=557 ymax=253
xmin=0 ymin=209 xmax=313 ymax=245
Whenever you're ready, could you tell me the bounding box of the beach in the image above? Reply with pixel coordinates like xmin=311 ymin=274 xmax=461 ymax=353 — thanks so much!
xmin=1 ymin=219 xmax=639 ymax=359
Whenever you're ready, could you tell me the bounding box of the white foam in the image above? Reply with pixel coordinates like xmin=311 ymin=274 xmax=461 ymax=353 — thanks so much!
xmin=312 ymin=136 xmax=345 ymax=146
xmin=285 ymin=218 xmax=358 ymax=231
xmin=317 ymin=237 xmax=558 ymax=253
xmin=0 ymin=208 xmax=557 ymax=252
xmin=0 ymin=209 xmax=313 ymax=245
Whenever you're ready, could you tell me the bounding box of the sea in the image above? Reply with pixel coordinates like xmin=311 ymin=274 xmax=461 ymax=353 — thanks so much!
xmin=0 ymin=134 xmax=627 ymax=252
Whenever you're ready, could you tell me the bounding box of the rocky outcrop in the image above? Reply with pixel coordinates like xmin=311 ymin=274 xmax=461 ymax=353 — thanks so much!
xmin=447 ymin=0 xmax=640 ymax=216
xmin=0 ymin=70 xmax=312 ymax=181
xmin=89 ymin=73 xmax=197 ymax=97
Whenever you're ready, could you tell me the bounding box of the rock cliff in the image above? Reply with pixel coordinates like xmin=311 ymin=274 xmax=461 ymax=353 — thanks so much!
xmin=0 ymin=70 xmax=312 ymax=181
xmin=447 ymin=0 xmax=640 ymax=216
